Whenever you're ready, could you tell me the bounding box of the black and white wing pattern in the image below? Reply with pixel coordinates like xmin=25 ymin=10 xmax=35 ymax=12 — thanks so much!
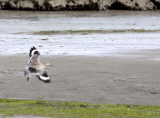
xmin=24 ymin=46 xmax=51 ymax=83
xmin=29 ymin=46 xmax=40 ymax=58
xmin=36 ymin=71 xmax=50 ymax=83
xmin=28 ymin=46 xmax=40 ymax=65
xmin=24 ymin=66 xmax=38 ymax=81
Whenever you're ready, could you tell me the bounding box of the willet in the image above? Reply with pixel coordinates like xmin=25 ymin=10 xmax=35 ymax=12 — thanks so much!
xmin=24 ymin=46 xmax=50 ymax=83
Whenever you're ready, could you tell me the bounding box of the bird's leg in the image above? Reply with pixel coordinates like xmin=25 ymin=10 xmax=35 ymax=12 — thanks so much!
xmin=26 ymin=74 xmax=31 ymax=82
xmin=36 ymin=75 xmax=39 ymax=77
xmin=27 ymin=77 xmax=29 ymax=82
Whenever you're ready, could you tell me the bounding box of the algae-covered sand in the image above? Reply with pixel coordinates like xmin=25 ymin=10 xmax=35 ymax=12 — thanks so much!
xmin=34 ymin=29 xmax=160 ymax=35
xmin=0 ymin=99 xmax=160 ymax=118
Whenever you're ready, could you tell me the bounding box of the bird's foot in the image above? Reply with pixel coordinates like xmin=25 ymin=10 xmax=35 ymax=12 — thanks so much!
xmin=27 ymin=78 xmax=30 ymax=82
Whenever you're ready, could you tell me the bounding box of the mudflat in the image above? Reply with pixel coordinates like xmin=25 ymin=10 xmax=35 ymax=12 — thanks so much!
xmin=0 ymin=51 xmax=160 ymax=105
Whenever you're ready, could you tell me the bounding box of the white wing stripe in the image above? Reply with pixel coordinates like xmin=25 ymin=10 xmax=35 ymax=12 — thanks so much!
xmin=39 ymin=76 xmax=49 ymax=80
xmin=31 ymin=50 xmax=37 ymax=56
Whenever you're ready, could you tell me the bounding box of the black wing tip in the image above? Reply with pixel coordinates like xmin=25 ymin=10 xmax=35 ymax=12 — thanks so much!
xmin=30 ymin=46 xmax=37 ymax=52
xmin=29 ymin=46 xmax=36 ymax=57
xmin=44 ymin=80 xmax=51 ymax=83
xmin=31 ymin=46 xmax=36 ymax=49
xmin=29 ymin=46 xmax=40 ymax=57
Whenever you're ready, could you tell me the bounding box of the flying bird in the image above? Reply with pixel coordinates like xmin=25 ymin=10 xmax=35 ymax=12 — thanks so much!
xmin=24 ymin=46 xmax=50 ymax=83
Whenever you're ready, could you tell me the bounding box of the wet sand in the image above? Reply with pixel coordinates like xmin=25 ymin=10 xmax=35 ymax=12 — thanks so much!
xmin=0 ymin=51 xmax=160 ymax=105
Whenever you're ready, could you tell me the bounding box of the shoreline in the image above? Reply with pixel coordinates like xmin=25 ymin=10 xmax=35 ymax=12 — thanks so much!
xmin=1 ymin=10 xmax=160 ymax=56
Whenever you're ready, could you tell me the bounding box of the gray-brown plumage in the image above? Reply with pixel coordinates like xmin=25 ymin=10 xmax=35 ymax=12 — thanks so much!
xmin=24 ymin=46 xmax=50 ymax=83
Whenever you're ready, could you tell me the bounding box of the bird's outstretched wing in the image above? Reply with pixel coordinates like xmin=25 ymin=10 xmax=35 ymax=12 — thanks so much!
xmin=28 ymin=46 xmax=40 ymax=65
xmin=29 ymin=46 xmax=40 ymax=57
xmin=36 ymin=71 xmax=50 ymax=83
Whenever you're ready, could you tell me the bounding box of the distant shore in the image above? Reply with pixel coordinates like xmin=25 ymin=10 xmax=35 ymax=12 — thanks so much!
xmin=0 ymin=0 xmax=160 ymax=11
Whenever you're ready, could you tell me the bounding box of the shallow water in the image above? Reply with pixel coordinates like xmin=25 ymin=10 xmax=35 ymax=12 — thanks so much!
xmin=0 ymin=10 xmax=160 ymax=56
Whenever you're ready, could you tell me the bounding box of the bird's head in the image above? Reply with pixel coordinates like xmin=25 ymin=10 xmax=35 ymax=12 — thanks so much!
xmin=43 ymin=62 xmax=50 ymax=67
